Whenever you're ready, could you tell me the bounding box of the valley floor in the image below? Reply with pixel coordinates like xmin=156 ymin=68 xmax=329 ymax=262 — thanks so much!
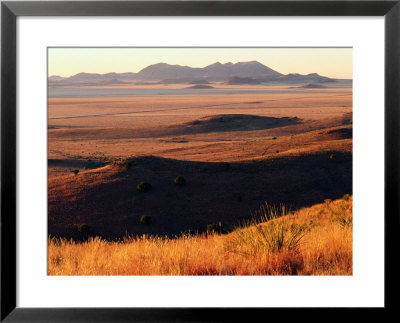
xmin=48 ymin=87 xmax=353 ymax=275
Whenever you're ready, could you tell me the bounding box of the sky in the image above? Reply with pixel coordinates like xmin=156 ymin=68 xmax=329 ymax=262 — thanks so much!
xmin=48 ymin=48 xmax=352 ymax=79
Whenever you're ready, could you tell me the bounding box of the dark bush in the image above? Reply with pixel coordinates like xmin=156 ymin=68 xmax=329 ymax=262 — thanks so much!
xmin=77 ymin=223 xmax=89 ymax=233
xmin=140 ymin=215 xmax=151 ymax=224
xmin=342 ymin=193 xmax=351 ymax=201
xmin=122 ymin=160 xmax=131 ymax=170
xmin=272 ymin=137 xmax=277 ymax=140
xmin=72 ymin=169 xmax=79 ymax=175
xmin=206 ymin=223 xmax=224 ymax=235
xmin=137 ymin=182 xmax=152 ymax=192
xmin=174 ymin=176 xmax=186 ymax=186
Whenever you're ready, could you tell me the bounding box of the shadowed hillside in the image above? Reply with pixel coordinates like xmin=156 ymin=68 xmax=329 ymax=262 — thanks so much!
xmin=48 ymin=150 xmax=352 ymax=240
xmin=48 ymin=114 xmax=302 ymax=140
xmin=182 ymin=114 xmax=300 ymax=133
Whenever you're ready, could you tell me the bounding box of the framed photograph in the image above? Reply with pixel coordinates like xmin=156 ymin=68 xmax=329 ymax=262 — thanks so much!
xmin=1 ymin=0 xmax=399 ymax=321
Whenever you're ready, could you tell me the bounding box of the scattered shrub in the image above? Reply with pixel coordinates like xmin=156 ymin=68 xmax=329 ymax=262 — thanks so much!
xmin=140 ymin=215 xmax=151 ymax=224
xmin=342 ymin=193 xmax=351 ymax=201
xmin=137 ymin=182 xmax=152 ymax=192
xmin=174 ymin=176 xmax=186 ymax=186
xmin=77 ymin=223 xmax=89 ymax=233
xmin=72 ymin=169 xmax=79 ymax=175
xmin=324 ymin=199 xmax=332 ymax=204
xmin=272 ymin=136 xmax=277 ymax=140
xmin=227 ymin=210 xmax=308 ymax=256
xmin=207 ymin=223 xmax=224 ymax=235
xmin=258 ymin=222 xmax=305 ymax=253
xmin=122 ymin=160 xmax=131 ymax=170
xmin=333 ymin=214 xmax=353 ymax=228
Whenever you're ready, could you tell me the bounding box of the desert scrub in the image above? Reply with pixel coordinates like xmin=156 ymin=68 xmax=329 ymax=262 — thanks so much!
xmin=225 ymin=203 xmax=307 ymax=256
xmin=206 ymin=223 xmax=224 ymax=235
xmin=77 ymin=223 xmax=89 ymax=233
xmin=122 ymin=160 xmax=131 ymax=170
xmin=226 ymin=220 xmax=307 ymax=257
xmin=250 ymin=203 xmax=290 ymax=222
xmin=342 ymin=194 xmax=351 ymax=201
xmin=332 ymin=213 xmax=352 ymax=228
xmin=137 ymin=181 xmax=152 ymax=192
xmin=140 ymin=215 xmax=151 ymax=224
xmin=72 ymin=169 xmax=79 ymax=175
xmin=174 ymin=176 xmax=186 ymax=186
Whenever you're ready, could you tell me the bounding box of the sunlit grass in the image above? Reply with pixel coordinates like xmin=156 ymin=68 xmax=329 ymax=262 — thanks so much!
xmin=48 ymin=196 xmax=352 ymax=275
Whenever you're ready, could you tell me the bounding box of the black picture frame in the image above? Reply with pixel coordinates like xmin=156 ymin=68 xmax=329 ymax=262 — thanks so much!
xmin=1 ymin=0 xmax=399 ymax=321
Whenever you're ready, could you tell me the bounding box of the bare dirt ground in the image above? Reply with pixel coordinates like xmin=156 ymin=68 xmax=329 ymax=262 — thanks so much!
xmin=48 ymin=86 xmax=352 ymax=239
xmin=48 ymin=88 xmax=351 ymax=162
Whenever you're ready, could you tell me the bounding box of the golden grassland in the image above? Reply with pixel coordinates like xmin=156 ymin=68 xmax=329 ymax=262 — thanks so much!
xmin=48 ymin=196 xmax=352 ymax=276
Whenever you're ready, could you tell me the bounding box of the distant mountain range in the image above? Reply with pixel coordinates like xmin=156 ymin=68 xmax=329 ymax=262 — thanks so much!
xmin=49 ymin=61 xmax=340 ymax=86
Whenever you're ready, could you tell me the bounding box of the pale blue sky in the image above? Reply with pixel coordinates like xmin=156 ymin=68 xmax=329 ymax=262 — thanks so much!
xmin=48 ymin=47 xmax=352 ymax=79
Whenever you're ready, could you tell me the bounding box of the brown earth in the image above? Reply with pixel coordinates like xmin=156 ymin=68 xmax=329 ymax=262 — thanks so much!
xmin=48 ymin=88 xmax=352 ymax=240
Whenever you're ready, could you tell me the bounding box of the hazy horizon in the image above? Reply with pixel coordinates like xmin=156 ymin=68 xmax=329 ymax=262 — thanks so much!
xmin=48 ymin=48 xmax=352 ymax=79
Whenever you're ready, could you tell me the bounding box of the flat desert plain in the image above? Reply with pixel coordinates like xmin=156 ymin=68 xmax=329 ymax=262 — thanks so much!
xmin=48 ymin=84 xmax=352 ymax=240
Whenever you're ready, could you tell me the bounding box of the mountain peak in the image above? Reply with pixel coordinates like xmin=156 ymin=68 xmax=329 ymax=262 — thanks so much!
xmin=206 ymin=62 xmax=222 ymax=67
xmin=236 ymin=60 xmax=261 ymax=65
xmin=149 ymin=62 xmax=170 ymax=67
